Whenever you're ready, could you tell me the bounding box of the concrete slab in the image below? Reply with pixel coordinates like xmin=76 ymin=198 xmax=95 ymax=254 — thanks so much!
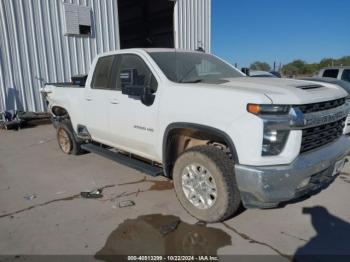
xmin=1 ymin=125 xmax=350 ymax=260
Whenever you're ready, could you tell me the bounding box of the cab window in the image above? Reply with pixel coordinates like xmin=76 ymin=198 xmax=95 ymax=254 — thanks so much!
xmin=91 ymin=55 xmax=115 ymax=89
xmin=323 ymin=69 xmax=339 ymax=79
xmin=116 ymin=54 xmax=158 ymax=93
xmin=341 ymin=69 xmax=350 ymax=82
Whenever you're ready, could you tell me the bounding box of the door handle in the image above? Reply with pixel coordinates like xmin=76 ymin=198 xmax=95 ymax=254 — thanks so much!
xmin=110 ymin=99 xmax=119 ymax=105
xmin=85 ymin=97 xmax=92 ymax=101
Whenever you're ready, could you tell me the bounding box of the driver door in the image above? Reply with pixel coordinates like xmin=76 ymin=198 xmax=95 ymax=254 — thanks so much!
xmin=108 ymin=53 xmax=161 ymax=161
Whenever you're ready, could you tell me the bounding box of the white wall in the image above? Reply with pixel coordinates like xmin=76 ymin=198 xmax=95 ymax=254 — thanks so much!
xmin=0 ymin=0 xmax=211 ymax=112
xmin=175 ymin=0 xmax=211 ymax=53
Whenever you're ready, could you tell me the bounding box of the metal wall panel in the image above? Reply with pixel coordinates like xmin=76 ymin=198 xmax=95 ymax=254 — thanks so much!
xmin=0 ymin=0 xmax=120 ymax=112
xmin=175 ymin=0 xmax=211 ymax=53
xmin=0 ymin=0 xmax=211 ymax=112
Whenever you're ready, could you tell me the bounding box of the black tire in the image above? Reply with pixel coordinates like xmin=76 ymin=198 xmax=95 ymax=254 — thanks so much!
xmin=173 ymin=145 xmax=241 ymax=223
xmin=56 ymin=121 xmax=84 ymax=155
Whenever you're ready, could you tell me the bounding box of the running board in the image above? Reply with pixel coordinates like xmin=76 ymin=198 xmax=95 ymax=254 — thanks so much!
xmin=81 ymin=143 xmax=163 ymax=177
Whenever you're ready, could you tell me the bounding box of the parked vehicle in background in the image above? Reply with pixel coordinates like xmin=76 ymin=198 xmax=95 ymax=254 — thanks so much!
xmin=270 ymin=71 xmax=282 ymax=78
xmin=318 ymin=66 xmax=350 ymax=83
xmin=42 ymin=49 xmax=350 ymax=222
xmin=241 ymin=68 xmax=279 ymax=78
xmin=249 ymin=71 xmax=277 ymax=78
xmin=302 ymin=77 xmax=350 ymax=135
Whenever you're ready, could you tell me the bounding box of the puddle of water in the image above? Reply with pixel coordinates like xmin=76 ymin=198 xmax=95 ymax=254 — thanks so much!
xmin=148 ymin=180 xmax=174 ymax=191
xmin=95 ymin=214 xmax=231 ymax=258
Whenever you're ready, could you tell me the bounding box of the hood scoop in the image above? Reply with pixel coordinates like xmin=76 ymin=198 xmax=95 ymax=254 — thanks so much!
xmin=295 ymin=84 xmax=324 ymax=90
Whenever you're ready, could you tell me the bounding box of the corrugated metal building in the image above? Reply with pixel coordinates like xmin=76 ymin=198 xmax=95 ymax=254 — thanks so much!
xmin=0 ymin=0 xmax=211 ymax=112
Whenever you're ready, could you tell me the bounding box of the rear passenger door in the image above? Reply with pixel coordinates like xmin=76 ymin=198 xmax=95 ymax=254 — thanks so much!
xmin=84 ymin=55 xmax=116 ymax=143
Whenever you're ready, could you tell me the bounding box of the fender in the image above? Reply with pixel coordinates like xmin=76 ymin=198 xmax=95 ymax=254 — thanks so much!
xmin=162 ymin=122 xmax=239 ymax=177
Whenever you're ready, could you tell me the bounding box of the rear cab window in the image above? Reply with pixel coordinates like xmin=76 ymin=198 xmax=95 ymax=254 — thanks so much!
xmin=341 ymin=69 xmax=350 ymax=82
xmin=91 ymin=55 xmax=115 ymax=90
xmin=323 ymin=69 xmax=339 ymax=79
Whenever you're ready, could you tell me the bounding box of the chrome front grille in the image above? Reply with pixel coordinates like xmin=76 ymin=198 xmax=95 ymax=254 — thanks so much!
xmin=298 ymin=98 xmax=345 ymax=114
xmin=301 ymin=118 xmax=345 ymax=153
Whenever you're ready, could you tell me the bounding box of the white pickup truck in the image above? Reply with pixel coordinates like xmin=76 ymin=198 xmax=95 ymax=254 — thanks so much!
xmin=42 ymin=49 xmax=350 ymax=222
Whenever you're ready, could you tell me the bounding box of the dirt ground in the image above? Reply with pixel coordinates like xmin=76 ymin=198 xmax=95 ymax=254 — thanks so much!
xmin=1 ymin=124 xmax=350 ymax=261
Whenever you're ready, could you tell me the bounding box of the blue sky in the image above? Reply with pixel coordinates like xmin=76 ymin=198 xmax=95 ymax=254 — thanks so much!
xmin=212 ymin=0 xmax=350 ymax=68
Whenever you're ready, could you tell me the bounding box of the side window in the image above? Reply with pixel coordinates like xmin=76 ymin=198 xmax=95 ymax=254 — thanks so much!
xmin=341 ymin=70 xmax=350 ymax=82
xmin=91 ymin=56 xmax=115 ymax=89
xmin=323 ymin=69 xmax=339 ymax=78
xmin=117 ymin=54 xmax=158 ymax=93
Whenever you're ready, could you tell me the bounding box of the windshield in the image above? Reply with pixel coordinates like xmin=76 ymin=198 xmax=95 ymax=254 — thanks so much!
xmin=148 ymin=51 xmax=244 ymax=83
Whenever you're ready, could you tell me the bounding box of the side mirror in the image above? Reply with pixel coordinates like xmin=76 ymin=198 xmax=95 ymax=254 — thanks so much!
xmin=122 ymin=85 xmax=147 ymax=96
xmin=120 ymin=69 xmax=155 ymax=106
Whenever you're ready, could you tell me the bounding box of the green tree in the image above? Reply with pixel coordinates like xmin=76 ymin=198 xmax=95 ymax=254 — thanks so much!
xmin=280 ymin=55 xmax=350 ymax=77
xmin=282 ymin=64 xmax=299 ymax=76
xmin=319 ymin=58 xmax=335 ymax=68
xmin=290 ymin=60 xmax=307 ymax=74
xmin=338 ymin=56 xmax=350 ymax=66
xmin=250 ymin=61 xmax=271 ymax=71
xmin=304 ymin=63 xmax=319 ymax=75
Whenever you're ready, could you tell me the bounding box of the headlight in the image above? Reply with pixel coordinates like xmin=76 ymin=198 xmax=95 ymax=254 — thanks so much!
xmin=262 ymin=129 xmax=290 ymax=156
xmin=247 ymin=104 xmax=290 ymax=115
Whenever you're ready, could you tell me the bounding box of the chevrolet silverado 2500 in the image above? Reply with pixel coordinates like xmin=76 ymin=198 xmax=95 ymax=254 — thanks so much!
xmin=42 ymin=49 xmax=350 ymax=222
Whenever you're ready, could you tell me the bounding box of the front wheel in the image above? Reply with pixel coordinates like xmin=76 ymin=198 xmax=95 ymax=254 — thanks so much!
xmin=173 ymin=146 xmax=241 ymax=223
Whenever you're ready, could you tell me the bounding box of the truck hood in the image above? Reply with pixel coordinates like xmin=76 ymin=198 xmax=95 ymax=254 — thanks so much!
xmin=219 ymin=77 xmax=348 ymax=104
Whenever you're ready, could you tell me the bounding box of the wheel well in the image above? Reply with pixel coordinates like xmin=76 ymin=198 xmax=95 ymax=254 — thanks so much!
xmin=163 ymin=124 xmax=238 ymax=177
xmin=52 ymin=106 xmax=70 ymax=118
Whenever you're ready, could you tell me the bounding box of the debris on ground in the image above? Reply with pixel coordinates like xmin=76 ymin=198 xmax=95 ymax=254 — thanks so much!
xmin=80 ymin=189 xmax=103 ymax=199
xmin=160 ymin=219 xmax=181 ymax=235
xmin=0 ymin=110 xmax=50 ymax=130
xmin=81 ymin=184 xmax=116 ymax=199
xmin=23 ymin=194 xmax=37 ymax=201
xmin=118 ymin=200 xmax=135 ymax=208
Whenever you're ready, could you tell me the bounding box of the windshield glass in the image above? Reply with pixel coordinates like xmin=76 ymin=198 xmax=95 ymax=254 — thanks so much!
xmin=148 ymin=51 xmax=244 ymax=83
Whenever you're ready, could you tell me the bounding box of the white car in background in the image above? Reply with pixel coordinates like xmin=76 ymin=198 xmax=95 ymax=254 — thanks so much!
xmin=319 ymin=66 xmax=350 ymax=83
xmin=249 ymin=70 xmax=277 ymax=78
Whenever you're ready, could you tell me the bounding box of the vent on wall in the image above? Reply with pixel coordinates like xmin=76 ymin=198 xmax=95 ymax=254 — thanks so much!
xmin=63 ymin=3 xmax=92 ymax=36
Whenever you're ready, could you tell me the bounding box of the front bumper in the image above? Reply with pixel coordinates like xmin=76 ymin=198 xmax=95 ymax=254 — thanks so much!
xmin=235 ymin=136 xmax=350 ymax=208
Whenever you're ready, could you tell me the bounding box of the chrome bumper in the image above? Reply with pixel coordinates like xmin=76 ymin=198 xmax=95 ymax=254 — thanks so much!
xmin=235 ymin=136 xmax=350 ymax=208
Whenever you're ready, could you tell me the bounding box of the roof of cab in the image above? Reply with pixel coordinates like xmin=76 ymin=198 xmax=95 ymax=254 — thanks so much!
xmin=143 ymin=48 xmax=203 ymax=53
xmin=95 ymin=48 xmax=204 ymax=58
xmin=322 ymin=66 xmax=350 ymax=70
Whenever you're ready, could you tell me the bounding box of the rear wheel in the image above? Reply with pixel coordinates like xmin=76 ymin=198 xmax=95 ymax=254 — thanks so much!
xmin=56 ymin=122 xmax=84 ymax=155
xmin=173 ymin=146 xmax=241 ymax=222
